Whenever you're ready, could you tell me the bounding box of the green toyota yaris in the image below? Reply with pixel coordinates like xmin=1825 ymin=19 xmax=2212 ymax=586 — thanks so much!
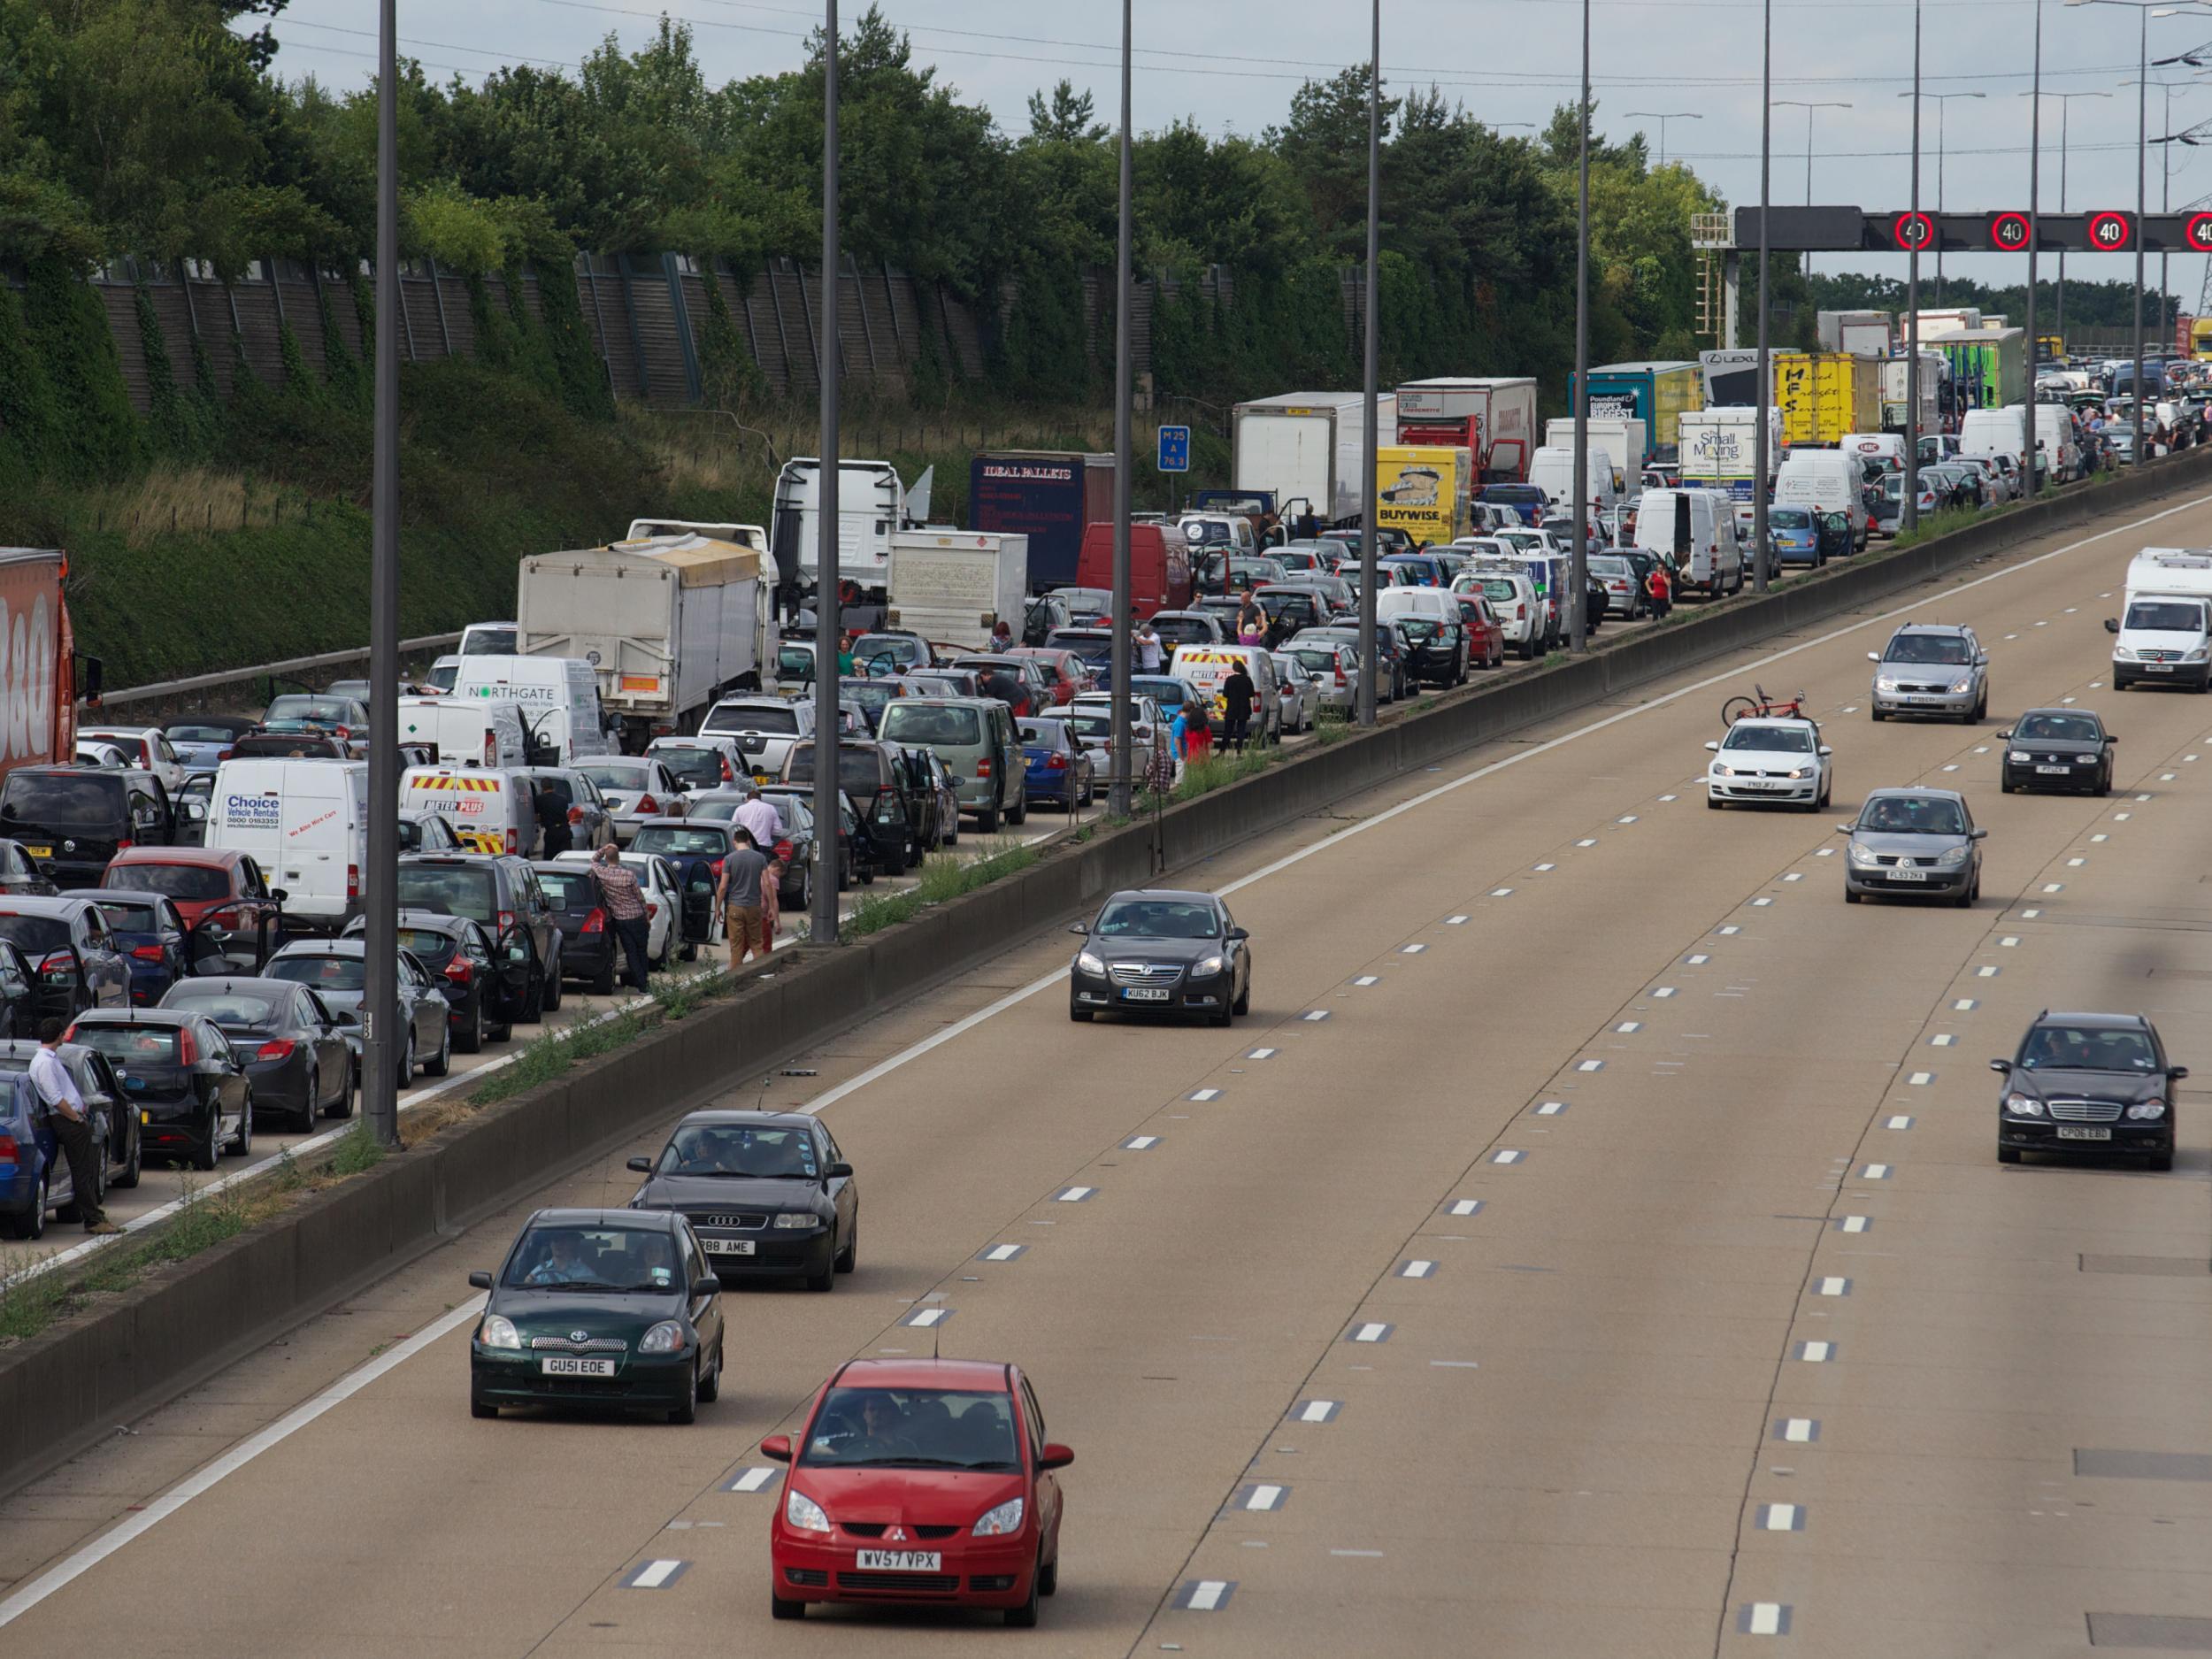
xmin=467 ymin=1207 xmax=726 ymax=1424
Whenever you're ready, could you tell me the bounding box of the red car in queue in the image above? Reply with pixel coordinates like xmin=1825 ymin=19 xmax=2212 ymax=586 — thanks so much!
xmin=1004 ymin=647 xmax=1094 ymax=708
xmin=764 ymin=1357 xmax=1072 ymax=1627
xmin=1451 ymin=593 xmax=1509 ymax=670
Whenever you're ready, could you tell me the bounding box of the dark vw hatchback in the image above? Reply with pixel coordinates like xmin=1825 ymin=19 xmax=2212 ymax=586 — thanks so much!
xmin=1992 ymin=1011 xmax=2183 ymax=1171
xmin=1067 ymin=889 xmax=1252 ymax=1025
xmin=467 ymin=1207 xmax=726 ymax=1423
xmin=1999 ymin=708 xmax=2118 ymax=795
xmin=627 ymin=1111 xmax=858 ymax=1293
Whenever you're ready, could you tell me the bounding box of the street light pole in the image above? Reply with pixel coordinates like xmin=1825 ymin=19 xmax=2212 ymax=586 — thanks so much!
xmin=1919 ymin=91 xmax=1988 ymax=303
xmin=1904 ymin=0 xmax=1923 ymax=533
xmin=1753 ymin=0 xmax=1772 ymax=593
xmin=809 ymin=0 xmax=842 ymax=948
xmin=1357 ymin=0 xmax=1382 ymax=718
xmin=2024 ymin=89 xmax=2112 ymax=347
xmin=1109 ymin=0 xmax=1133 ymax=802
xmin=1624 ymin=110 xmax=1701 ymax=168
xmin=2024 ymin=0 xmax=2043 ymax=495
xmin=1773 ymin=100 xmax=1851 ymax=276
xmin=1571 ymin=0 xmax=1591 ymax=645
xmin=366 ymin=0 xmax=400 ymax=1146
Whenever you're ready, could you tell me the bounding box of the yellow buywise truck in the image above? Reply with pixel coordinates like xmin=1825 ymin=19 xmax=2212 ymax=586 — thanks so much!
xmin=1373 ymin=446 xmax=1472 ymax=544
xmin=1772 ymin=352 xmax=1884 ymax=448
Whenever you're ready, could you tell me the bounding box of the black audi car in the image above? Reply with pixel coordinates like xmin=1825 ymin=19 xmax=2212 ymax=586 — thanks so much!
xmin=1991 ymin=1010 xmax=2182 ymax=1171
xmin=1068 ymin=888 xmax=1252 ymax=1026
xmin=1999 ymin=708 xmax=2118 ymax=795
xmin=626 ymin=1110 xmax=856 ymax=1294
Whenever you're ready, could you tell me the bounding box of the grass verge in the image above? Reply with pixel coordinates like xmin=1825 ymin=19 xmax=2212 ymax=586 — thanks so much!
xmin=843 ymin=842 xmax=1041 ymax=940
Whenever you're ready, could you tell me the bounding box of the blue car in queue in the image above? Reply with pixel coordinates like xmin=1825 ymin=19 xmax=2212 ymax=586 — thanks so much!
xmin=1017 ymin=718 xmax=1096 ymax=811
xmin=467 ymin=1206 xmax=726 ymax=1423
xmin=1768 ymin=505 xmax=1823 ymax=568
xmin=86 ymin=889 xmax=195 ymax=1005
xmin=626 ymin=1110 xmax=858 ymax=1293
xmin=1068 ymin=888 xmax=1253 ymax=1026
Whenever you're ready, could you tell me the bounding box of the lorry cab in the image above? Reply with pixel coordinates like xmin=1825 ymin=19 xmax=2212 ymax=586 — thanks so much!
xmin=2108 ymin=549 xmax=2212 ymax=691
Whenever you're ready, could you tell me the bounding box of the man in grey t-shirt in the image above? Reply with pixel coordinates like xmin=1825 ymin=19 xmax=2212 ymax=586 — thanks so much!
xmin=716 ymin=829 xmax=773 ymax=969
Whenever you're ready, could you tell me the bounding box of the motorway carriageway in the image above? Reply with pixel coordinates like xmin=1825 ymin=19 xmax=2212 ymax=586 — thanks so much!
xmin=3 ymin=508 xmax=2209 ymax=1656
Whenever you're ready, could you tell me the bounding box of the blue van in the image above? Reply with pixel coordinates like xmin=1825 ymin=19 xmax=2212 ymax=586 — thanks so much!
xmin=1479 ymin=483 xmax=1549 ymax=526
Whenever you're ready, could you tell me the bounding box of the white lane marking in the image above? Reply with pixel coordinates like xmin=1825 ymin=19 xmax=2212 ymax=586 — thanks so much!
xmin=726 ymin=1466 xmax=779 ymax=1493
xmin=1353 ymin=975 xmax=1380 ymax=986
xmin=1491 ymin=1149 xmax=1525 ymax=1165
xmin=1347 ymin=1322 xmax=1393 ymax=1343
xmin=1931 ymin=1034 xmax=1955 ymax=1048
xmin=1838 ymin=1216 xmax=1871 ymax=1233
xmin=1302 ymin=1010 xmax=1331 ymax=1023
xmin=1445 ymin=1199 xmax=1485 ymax=1217
xmin=1241 ymin=1484 xmax=1286 ymax=1511
xmin=1659 ymin=794 xmax=1678 ymax=802
xmin=1815 ymin=847 xmax=1835 ymax=856
xmin=1717 ymin=925 xmax=1741 ymax=936
xmin=1756 ymin=1503 xmax=1802 ymax=1532
xmin=1777 ymin=1417 xmax=1820 ymax=1442
xmin=1653 ymin=987 xmax=1678 ymax=998
xmin=1398 ymin=1260 xmax=1437 ymax=1279
xmin=1816 ymin=1277 xmax=1853 ymax=1297
xmin=626 ymin=1559 xmax=687 ymax=1589
xmin=1859 ymin=1164 xmax=1891 ymax=1180
xmin=1743 ymin=1601 xmax=1793 ymax=1636
xmin=1751 ymin=897 xmax=1773 ymax=908
xmin=1190 ymin=1088 xmax=1221 ymax=1102
xmin=2162 ymin=772 xmax=2178 ymax=781
xmin=1330 ymin=1548 xmax=1385 ymax=1557
xmin=1686 ymin=953 xmax=1711 ymax=964
xmin=1125 ymin=1135 xmax=1160 ymax=1150
xmin=2042 ymin=882 xmax=2065 ymax=893
xmin=1295 ymin=1400 xmax=1341 ymax=1424
xmin=1184 ymin=1579 xmax=1233 ymax=1611
xmin=0 ymin=1294 xmax=485 ymax=1629
xmin=1782 ymin=872 xmax=1804 ymax=882
xmin=981 ymin=1243 xmax=1026 ymax=1262
xmin=904 ymin=1307 xmax=952 ymax=1328
xmin=2034 ymin=619 xmax=2048 ymax=627
xmin=2091 ymin=833 xmax=2108 ymax=842
xmin=2001 ymin=936 xmax=2022 ymax=947
xmin=2022 ymin=909 xmax=2042 ymax=919
xmin=1886 ymin=1115 xmax=1914 ymax=1130
xmin=2066 ymin=856 xmax=2086 ymax=867
xmin=1247 ymin=1048 xmax=1277 ymax=1059
xmin=1978 ymin=965 xmax=2001 ymax=978
xmin=1055 ymin=1187 xmax=1094 ymax=1202
xmin=1429 ymin=1359 xmax=1480 ymax=1369
xmin=1534 ymin=1101 xmax=1568 ymax=1116
xmin=1445 ymin=915 xmax=1470 ymax=925
xmin=1617 ymin=1021 xmax=1642 ymax=1033
xmin=1940 ymin=763 xmax=1959 ymax=772
xmin=1907 ymin=1072 xmax=1933 ymax=1086
xmin=1576 ymin=838 xmax=1598 ymax=848
xmin=1576 ymin=1060 xmax=1604 ymax=1073
xmin=1401 ymin=942 xmax=1427 ymax=954
xmin=2116 ymin=811 xmax=2132 ymax=819
xmin=1797 ymin=1340 xmax=1834 ymax=1363
xmin=1533 ymin=862 xmax=1556 ymax=872
xmin=1617 ymin=815 xmax=1639 ymax=825
xmin=1953 ymin=999 xmax=1978 ymax=1011
xmin=2064 ymin=607 xmax=2078 ymax=614
xmin=1973 ymin=745 xmax=1990 ymax=754
xmin=2138 ymin=793 xmax=2154 ymax=802
xmin=1488 ymin=888 xmax=1514 ymax=898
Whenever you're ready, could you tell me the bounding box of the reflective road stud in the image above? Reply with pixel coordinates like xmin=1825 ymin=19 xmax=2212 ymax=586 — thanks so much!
xmin=1740 ymin=1603 xmax=1793 ymax=1636
xmin=1756 ymin=1503 xmax=1806 ymax=1532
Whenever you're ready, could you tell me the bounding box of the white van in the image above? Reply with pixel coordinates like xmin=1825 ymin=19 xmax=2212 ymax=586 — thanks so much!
xmin=1958 ymin=405 xmax=2028 ymax=467
xmin=2033 ymin=403 xmax=2080 ymax=482
xmin=2109 ymin=548 xmax=2212 ymax=691
xmin=398 ymin=764 xmax=537 ymax=856
xmin=207 ymin=759 xmax=371 ymax=931
xmin=1634 ymin=487 xmax=1745 ymax=597
xmin=1375 ymin=588 xmax=1459 ymax=626
xmin=1773 ymin=453 xmax=1870 ymax=552
xmin=396 ymin=695 xmax=528 ymax=769
xmin=1842 ymin=432 xmax=1904 ymax=473
xmin=1168 ymin=644 xmax=1285 ymax=744
xmin=1527 ymin=444 xmax=1618 ymax=518
xmin=449 ymin=655 xmax=611 ymax=764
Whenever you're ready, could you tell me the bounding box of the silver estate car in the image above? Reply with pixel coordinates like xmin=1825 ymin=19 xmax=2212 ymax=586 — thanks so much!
xmin=1868 ymin=623 xmax=1988 ymax=723
xmin=1839 ymin=788 xmax=1985 ymax=906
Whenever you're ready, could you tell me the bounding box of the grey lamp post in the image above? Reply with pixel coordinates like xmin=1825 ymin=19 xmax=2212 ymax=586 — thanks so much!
xmin=1624 ymin=110 xmax=1700 ymax=168
xmin=1900 ymin=90 xmax=1986 ymax=302
xmin=1773 ymin=100 xmax=1851 ymax=276
xmin=2023 ymin=89 xmax=2111 ymax=346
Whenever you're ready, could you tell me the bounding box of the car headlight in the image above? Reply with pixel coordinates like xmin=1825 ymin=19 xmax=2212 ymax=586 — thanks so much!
xmin=1948 ymin=677 xmax=1973 ymax=695
xmin=1076 ymin=950 xmax=1105 ymax=974
xmin=972 ymin=1497 xmax=1025 ymax=1537
xmin=785 ymin=1489 xmax=832 ymax=1533
xmin=1785 ymin=767 xmax=1811 ymax=780
xmin=1192 ymin=954 xmax=1225 ymax=978
xmin=1847 ymin=841 xmax=1881 ymax=866
xmin=2126 ymin=1098 xmax=2167 ymax=1120
xmin=638 ymin=1319 xmax=687 ymax=1354
xmin=2189 ymin=647 xmax=2211 ymax=664
xmin=2113 ymin=645 xmax=2138 ymax=661
xmin=1936 ymin=844 xmax=1970 ymax=867
xmin=2005 ymin=1094 xmax=2046 ymax=1117
xmin=2008 ymin=750 xmax=2032 ymax=763
xmin=1875 ymin=675 xmax=1900 ymax=692
xmin=773 ymin=1212 xmax=818 ymax=1229
xmin=477 ymin=1313 xmax=522 ymax=1350
xmin=1710 ymin=762 xmax=1735 ymax=778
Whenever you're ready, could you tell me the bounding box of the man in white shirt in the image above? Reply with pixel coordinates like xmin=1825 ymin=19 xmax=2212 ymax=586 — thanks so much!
xmin=733 ymin=787 xmax=784 ymax=853
xmin=1135 ymin=619 xmax=1164 ymax=674
xmin=30 ymin=1019 xmax=119 ymax=1234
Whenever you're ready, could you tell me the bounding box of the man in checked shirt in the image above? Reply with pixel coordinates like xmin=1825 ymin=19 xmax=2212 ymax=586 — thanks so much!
xmin=589 ymin=844 xmax=652 ymax=993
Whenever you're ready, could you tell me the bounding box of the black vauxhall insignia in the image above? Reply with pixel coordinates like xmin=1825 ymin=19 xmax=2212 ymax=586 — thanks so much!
xmin=1067 ymin=887 xmax=1253 ymax=1026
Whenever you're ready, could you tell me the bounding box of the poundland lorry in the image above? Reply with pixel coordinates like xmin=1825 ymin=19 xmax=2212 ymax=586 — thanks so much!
xmin=1394 ymin=377 xmax=1540 ymax=482
xmin=1232 ymin=392 xmax=1399 ymax=532
xmin=1570 ymin=361 xmax=1702 ymax=456
xmin=518 ymin=526 xmax=774 ymax=750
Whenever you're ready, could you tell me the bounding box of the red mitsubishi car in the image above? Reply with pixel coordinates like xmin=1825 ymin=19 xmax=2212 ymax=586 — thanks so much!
xmin=763 ymin=1357 xmax=1072 ymax=1626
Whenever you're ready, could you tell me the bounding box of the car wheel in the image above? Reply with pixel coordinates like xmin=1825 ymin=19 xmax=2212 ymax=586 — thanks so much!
xmin=541 ymin=954 xmax=563 ymax=1011
xmin=1070 ymin=1003 xmax=1093 ymax=1022
xmin=7 ymin=1168 xmax=46 ymax=1239
xmin=113 ymin=1118 xmax=142 ymax=1188
xmin=836 ymin=1218 xmax=857 ymax=1273
xmin=1006 ymin=1555 xmax=1041 ymax=1628
xmin=425 ymin=1020 xmax=451 ymax=1078
xmin=397 ymin=1034 xmax=416 ymax=1088
xmin=1953 ymin=887 xmax=1973 ymax=909
xmin=192 ymin=1112 xmax=219 ymax=1170
xmin=978 ymin=806 xmax=1000 ymax=836
xmin=1998 ymin=1146 xmax=2024 ymax=1164
xmin=591 ymin=951 xmax=616 ymax=996
xmin=2149 ymin=1147 xmax=2175 ymax=1171
xmin=1870 ymin=706 xmax=1886 ymax=722
xmin=488 ymin=1015 xmax=512 ymax=1046
xmin=771 ymin=1594 xmax=805 ymax=1622
xmin=667 ymin=1362 xmax=698 ymax=1425
xmin=697 ymin=1339 xmax=723 ymax=1403
xmin=2099 ymin=767 xmax=2112 ymax=796
xmin=1233 ymin=979 xmax=1250 ymax=1016
xmin=328 ymin=1064 xmax=356 ymax=1120
xmin=1039 ymin=1551 xmax=1059 ymax=1597
xmin=1010 ymin=794 xmax=1028 ymax=826
xmin=520 ymin=969 xmax=544 ymax=1025
xmin=230 ymin=1093 xmax=253 ymax=1157
xmin=1843 ymin=887 xmax=1863 ymax=904
xmin=470 ymin=1395 xmax=498 ymax=1420
xmin=457 ymin=1000 xmax=486 ymax=1054
xmin=804 ymin=1248 xmax=834 ymax=1294
xmin=297 ymin=1071 xmax=320 ymax=1134
xmin=2001 ymin=778 xmax=2016 ymax=795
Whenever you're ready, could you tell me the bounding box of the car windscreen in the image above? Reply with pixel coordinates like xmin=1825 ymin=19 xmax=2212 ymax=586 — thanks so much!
xmin=852 ymin=634 xmax=924 ymax=666
xmin=841 ymin=681 xmax=895 ymax=716
xmin=1092 ymin=899 xmax=1219 ymax=939
xmin=1150 ymin=617 xmax=1213 ymax=648
xmin=1046 ymin=630 xmax=1112 ymax=659
xmin=396 ymin=926 xmax=462 ymax=964
xmin=657 ymin=1122 xmax=818 ymax=1178
xmin=1254 ymin=591 xmax=1317 ymax=618
xmin=534 ymin=871 xmax=598 ymax=910
xmin=395 ymin=865 xmax=498 ymax=924
xmin=650 ymin=746 xmax=724 ymax=788
xmin=1128 ymin=677 xmax=1190 ymax=706
xmin=800 ymin=1386 xmax=1021 ymax=1472
xmin=1018 ymin=720 xmax=1071 ymax=749
xmin=92 ymin=898 xmax=166 ymax=934
xmin=1883 ymin=634 xmax=1971 ymax=664
xmin=632 ymin=826 xmax=733 ymax=857
xmin=0 ymin=773 xmax=124 ymax=827
xmin=502 ymin=1225 xmax=681 ymax=1291
xmin=0 ymin=915 xmax=69 ymax=955
xmin=2124 ymin=599 xmax=2204 ymax=631
xmin=784 ymin=749 xmax=889 ymax=792
xmin=265 ymin=697 xmax=358 ymax=725
xmin=2014 ymin=713 xmax=2102 ymax=742
xmin=162 ymin=987 xmax=283 ymax=1025
xmin=576 ymin=761 xmax=653 ymax=791
xmin=2018 ymin=1025 xmax=2160 ymax=1072
xmin=110 ymin=862 xmax=230 ymax=901
xmin=166 ymin=724 xmax=240 ymax=743
xmin=878 ymin=706 xmax=981 ymax=747
xmin=1179 ymin=519 xmax=1232 ymax=544
xmin=706 ymin=703 xmax=801 ymax=736
xmin=1397 ymin=618 xmax=1446 ymax=641
xmin=70 ymin=1024 xmax=184 ymax=1063
xmin=1588 ymin=557 xmax=1632 ymax=576
xmin=1286 ymin=649 xmax=1342 ymax=676
xmin=1770 ymin=509 xmax=1813 ymax=528
xmin=267 ymin=954 xmax=365 ymax=992
xmin=1859 ymin=796 xmax=1967 ymax=835
xmin=1724 ymin=726 xmax=1813 ymax=752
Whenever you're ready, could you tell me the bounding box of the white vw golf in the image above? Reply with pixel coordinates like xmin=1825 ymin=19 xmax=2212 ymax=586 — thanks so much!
xmin=1703 ymin=717 xmax=1833 ymax=811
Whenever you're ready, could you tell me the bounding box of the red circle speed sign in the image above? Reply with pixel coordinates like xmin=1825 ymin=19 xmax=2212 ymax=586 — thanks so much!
xmin=2186 ymin=212 xmax=2212 ymax=253
xmin=1892 ymin=211 xmax=1935 ymax=251
xmin=2087 ymin=211 xmax=2133 ymax=251
xmin=1988 ymin=211 xmax=2031 ymax=251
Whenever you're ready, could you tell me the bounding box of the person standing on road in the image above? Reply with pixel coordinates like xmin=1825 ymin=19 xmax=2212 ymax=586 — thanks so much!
xmin=535 ymin=781 xmax=572 ymax=858
xmin=1645 ymin=560 xmax=1671 ymax=620
xmin=31 ymin=1019 xmax=118 ymax=1235
xmin=1134 ymin=617 xmax=1164 ymax=674
xmin=1236 ymin=592 xmax=1266 ymax=646
xmin=990 ymin=618 xmax=1014 ymax=652
xmin=717 ymin=827 xmax=772 ymax=971
xmin=759 ymin=854 xmax=785 ymax=949
xmin=733 ymin=785 xmax=782 ymax=854
xmin=1220 ymin=663 xmax=1256 ymax=755
xmin=588 ymin=844 xmax=652 ymax=993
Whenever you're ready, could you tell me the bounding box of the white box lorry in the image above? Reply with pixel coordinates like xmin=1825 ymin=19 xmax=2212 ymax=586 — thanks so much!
xmin=1395 ymin=377 xmax=1540 ymax=482
xmin=1543 ymin=416 xmax=1647 ymax=483
xmin=885 ymin=529 xmax=1031 ymax=652
xmin=1678 ymin=408 xmax=1782 ymax=502
xmin=2109 ymin=548 xmax=2212 ymax=691
xmin=518 ymin=528 xmax=774 ymax=749
xmin=1232 ymin=392 xmax=1399 ymax=533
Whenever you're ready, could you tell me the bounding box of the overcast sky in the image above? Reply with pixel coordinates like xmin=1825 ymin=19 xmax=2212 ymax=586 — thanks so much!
xmin=264 ymin=0 xmax=2212 ymax=296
